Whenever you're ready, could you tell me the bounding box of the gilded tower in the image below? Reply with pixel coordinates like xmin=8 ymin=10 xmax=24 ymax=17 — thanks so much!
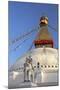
xmin=34 ymin=16 xmax=53 ymax=48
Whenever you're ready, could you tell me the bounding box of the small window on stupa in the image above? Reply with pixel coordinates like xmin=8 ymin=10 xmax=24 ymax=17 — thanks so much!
xmin=55 ymin=66 xmax=57 ymax=68
xmin=52 ymin=65 xmax=54 ymax=68
xmin=48 ymin=65 xmax=50 ymax=68
xmin=45 ymin=65 xmax=47 ymax=68
xmin=41 ymin=65 xmax=43 ymax=68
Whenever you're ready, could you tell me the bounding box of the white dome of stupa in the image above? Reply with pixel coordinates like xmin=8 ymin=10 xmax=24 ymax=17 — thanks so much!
xmin=9 ymin=47 xmax=58 ymax=72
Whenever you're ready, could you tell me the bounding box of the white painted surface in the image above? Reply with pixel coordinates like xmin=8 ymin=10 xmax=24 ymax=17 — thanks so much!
xmin=8 ymin=48 xmax=58 ymax=88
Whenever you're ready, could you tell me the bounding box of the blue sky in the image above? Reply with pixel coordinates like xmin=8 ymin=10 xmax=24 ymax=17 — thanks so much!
xmin=8 ymin=1 xmax=58 ymax=66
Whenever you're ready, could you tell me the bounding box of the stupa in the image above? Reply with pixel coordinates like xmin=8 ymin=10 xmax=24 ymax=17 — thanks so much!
xmin=8 ymin=16 xmax=58 ymax=89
